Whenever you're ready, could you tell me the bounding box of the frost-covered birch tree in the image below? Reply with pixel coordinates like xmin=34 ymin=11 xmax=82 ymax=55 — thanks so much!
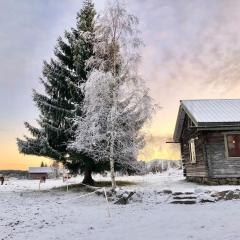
xmin=69 ymin=1 xmax=154 ymax=189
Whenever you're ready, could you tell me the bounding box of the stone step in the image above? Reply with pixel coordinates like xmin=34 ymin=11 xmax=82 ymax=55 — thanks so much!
xmin=199 ymin=199 xmax=215 ymax=203
xmin=170 ymin=200 xmax=197 ymax=204
xmin=172 ymin=192 xmax=194 ymax=196
xmin=173 ymin=196 xmax=197 ymax=200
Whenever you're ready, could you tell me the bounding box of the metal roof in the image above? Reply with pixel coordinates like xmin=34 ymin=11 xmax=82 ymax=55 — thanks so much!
xmin=182 ymin=99 xmax=240 ymax=124
xmin=173 ymin=99 xmax=240 ymax=142
xmin=28 ymin=167 xmax=54 ymax=174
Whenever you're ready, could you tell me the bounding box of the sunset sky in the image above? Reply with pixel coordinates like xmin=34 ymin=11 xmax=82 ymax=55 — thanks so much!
xmin=1 ymin=0 xmax=240 ymax=170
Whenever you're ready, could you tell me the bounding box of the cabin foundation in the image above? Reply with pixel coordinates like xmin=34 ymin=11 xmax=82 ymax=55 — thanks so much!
xmin=186 ymin=176 xmax=240 ymax=185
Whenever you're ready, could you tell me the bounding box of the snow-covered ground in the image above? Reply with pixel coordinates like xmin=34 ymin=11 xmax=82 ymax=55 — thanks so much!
xmin=2 ymin=169 xmax=240 ymax=193
xmin=1 ymin=169 xmax=240 ymax=240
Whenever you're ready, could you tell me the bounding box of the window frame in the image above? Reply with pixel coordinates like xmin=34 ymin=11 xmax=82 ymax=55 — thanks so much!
xmin=224 ymin=132 xmax=240 ymax=160
xmin=189 ymin=138 xmax=196 ymax=164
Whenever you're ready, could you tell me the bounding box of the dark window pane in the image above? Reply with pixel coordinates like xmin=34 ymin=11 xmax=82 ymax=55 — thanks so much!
xmin=227 ymin=134 xmax=240 ymax=157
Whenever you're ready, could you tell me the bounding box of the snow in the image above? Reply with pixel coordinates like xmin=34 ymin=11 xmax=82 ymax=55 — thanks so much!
xmin=1 ymin=169 xmax=240 ymax=240
xmin=0 ymin=178 xmax=70 ymax=192
xmin=116 ymin=169 xmax=240 ymax=193
xmin=28 ymin=167 xmax=54 ymax=173
xmin=2 ymin=169 xmax=239 ymax=193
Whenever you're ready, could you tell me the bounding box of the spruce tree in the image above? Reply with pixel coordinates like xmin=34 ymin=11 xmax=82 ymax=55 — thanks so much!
xmin=17 ymin=0 xmax=98 ymax=184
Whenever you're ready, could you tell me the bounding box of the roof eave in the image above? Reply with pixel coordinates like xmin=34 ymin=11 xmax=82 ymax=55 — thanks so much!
xmin=173 ymin=105 xmax=186 ymax=142
xmin=173 ymin=101 xmax=199 ymax=142
xmin=198 ymin=122 xmax=240 ymax=127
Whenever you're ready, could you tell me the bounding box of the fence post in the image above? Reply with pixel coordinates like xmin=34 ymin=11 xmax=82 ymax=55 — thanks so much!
xmin=103 ymin=187 xmax=111 ymax=218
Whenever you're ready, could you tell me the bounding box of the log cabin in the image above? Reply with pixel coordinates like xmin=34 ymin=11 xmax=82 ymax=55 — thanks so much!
xmin=28 ymin=167 xmax=55 ymax=180
xmin=173 ymin=99 xmax=240 ymax=184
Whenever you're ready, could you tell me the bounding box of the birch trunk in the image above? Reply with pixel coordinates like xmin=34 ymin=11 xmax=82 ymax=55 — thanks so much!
xmin=109 ymin=18 xmax=117 ymax=190
xmin=109 ymin=84 xmax=117 ymax=190
xmin=109 ymin=134 xmax=116 ymax=189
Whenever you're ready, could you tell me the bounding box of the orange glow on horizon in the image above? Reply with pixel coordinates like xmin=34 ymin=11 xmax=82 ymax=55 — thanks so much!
xmin=0 ymin=139 xmax=51 ymax=170
xmin=0 ymin=117 xmax=179 ymax=170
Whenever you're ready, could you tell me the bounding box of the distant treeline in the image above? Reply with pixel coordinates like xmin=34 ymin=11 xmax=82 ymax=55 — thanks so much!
xmin=139 ymin=159 xmax=182 ymax=174
xmin=0 ymin=170 xmax=28 ymax=178
xmin=117 ymin=159 xmax=182 ymax=175
xmin=0 ymin=160 xmax=181 ymax=178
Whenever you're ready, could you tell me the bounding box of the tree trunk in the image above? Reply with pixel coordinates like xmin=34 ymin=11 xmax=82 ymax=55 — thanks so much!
xmin=82 ymin=166 xmax=95 ymax=186
xmin=110 ymin=158 xmax=116 ymax=189
xmin=109 ymin=28 xmax=117 ymax=190
xmin=110 ymin=136 xmax=116 ymax=190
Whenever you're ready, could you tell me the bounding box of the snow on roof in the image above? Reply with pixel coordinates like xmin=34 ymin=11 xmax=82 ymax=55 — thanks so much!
xmin=28 ymin=167 xmax=54 ymax=174
xmin=173 ymin=99 xmax=240 ymax=142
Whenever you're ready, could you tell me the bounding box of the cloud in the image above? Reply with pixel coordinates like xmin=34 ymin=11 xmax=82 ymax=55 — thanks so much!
xmin=126 ymin=0 xmax=240 ymax=158
xmin=0 ymin=0 xmax=87 ymax=126
xmin=128 ymin=0 xmax=240 ymax=93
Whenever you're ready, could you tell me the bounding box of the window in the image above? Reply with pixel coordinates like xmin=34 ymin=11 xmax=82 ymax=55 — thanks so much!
xmin=226 ymin=134 xmax=240 ymax=158
xmin=189 ymin=138 xmax=196 ymax=163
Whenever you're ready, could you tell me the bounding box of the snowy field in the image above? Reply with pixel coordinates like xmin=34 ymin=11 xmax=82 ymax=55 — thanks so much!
xmin=2 ymin=169 xmax=240 ymax=193
xmin=1 ymin=170 xmax=240 ymax=240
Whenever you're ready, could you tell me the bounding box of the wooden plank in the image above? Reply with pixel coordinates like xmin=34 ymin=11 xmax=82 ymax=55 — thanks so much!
xmin=205 ymin=131 xmax=240 ymax=177
xmin=180 ymin=115 xmax=208 ymax=177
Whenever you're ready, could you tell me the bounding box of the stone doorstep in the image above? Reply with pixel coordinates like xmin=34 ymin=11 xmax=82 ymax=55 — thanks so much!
xmin=199 ymin=199 xmax=216 ymax=203
xmin=172 ymin=192 xmax=194 ymax=196
xmin=170 ymin=200 xmax=196 ymax=204
xmin=170 ymin=189 xmax=240 ymax=204
xmin=173 ymin=196 xmax=197 ymax=200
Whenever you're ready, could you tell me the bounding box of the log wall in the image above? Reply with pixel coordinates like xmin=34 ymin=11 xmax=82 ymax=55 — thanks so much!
xmin=205 ymin=132 xmax=240 ymax=178
xmin=180 ymin=113 xmax=240 ymax=179
xmin=180 ymin=116 xmax=209 ymax=177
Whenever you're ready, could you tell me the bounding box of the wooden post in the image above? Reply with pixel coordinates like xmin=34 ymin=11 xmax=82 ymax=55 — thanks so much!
xmin=103 ymin=187 xmax=111 ymax=218
xmin=66 ymin=177 xmax=69 ymax=192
